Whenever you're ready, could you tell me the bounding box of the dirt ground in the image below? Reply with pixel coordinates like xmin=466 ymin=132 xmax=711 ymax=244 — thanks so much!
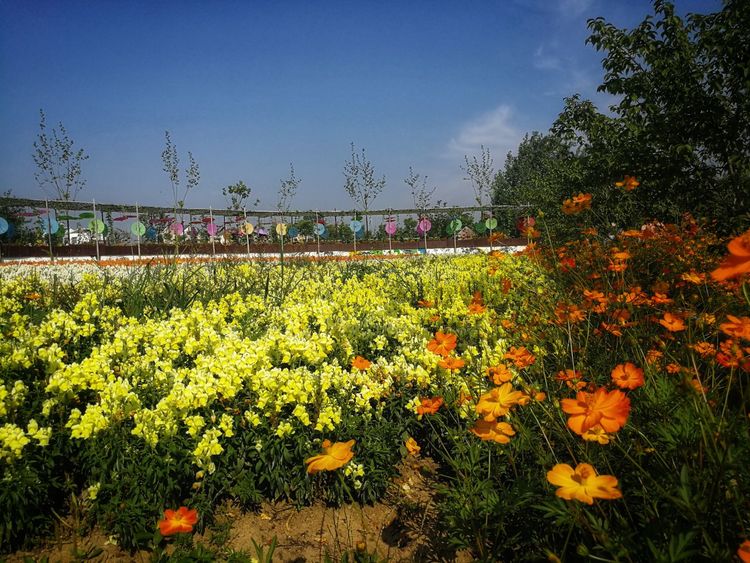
xmin=5 ymin=459 xmax=474 ymax=563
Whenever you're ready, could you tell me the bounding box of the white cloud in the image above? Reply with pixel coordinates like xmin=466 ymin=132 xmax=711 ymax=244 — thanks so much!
xmin=533 ymin=44 xmax=563 ymax=71
xmin=446 ymin=105 xmax=521 ymax=159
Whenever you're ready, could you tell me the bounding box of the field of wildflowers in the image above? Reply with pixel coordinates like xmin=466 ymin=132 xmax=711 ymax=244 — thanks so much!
xmin=1 ymin=187 xmax=749 ymax=561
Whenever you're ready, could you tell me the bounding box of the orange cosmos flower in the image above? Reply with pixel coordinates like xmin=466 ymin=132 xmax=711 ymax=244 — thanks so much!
xmin=615 ymin=175 xmax=639 ymax=191
xmin=470 ymin=419 xmax=516 ymax=444
xmin=659 ymin=312 xmax=686 ymax=332
xmin=645 ymin=349 xmax=663 ymax=365
xmin=719 ymin=315 xmax=750 ymax=341
xmin=690 ymin=341 xmax=716 ymax=358
xmin=405 ymin=437 xmax=421 ymax=456
xmin=711 ymin=228 xmax=750 ymax=281
xmin=427 ymin=331 xmax=457 ymax=357
xmin=581 ymin=425 xmax=611 ymax=445
xmin=24 ymin=292 xmax=43 ymax=301
xmin=486 ymin=364 xmax=514 ymax=384
xmin=351 ymin=356 xmax=371 ymax=370
xmin=666 ymin=363 xmax=683 ymax=374
xmin=468 ymin=302 xmax=487 ymax=314
xmin=546 ymin=463 xmax=622 ymax=504
xmin=475 ymin=383 xmax=525 ymax=421
xmin=651 ymin=292 xmax=673 ymax=305
xmin=680 ymin=271 xmax=704 ymax=284
xmin=562 ymin=193 xmax=592 ymax=215
xmin=504 ymin=346 xmax=536 ymax=369
xmin=416 ymin=396 xmax=444 ymax=416
xmin=555 ymin=303 xmax=585 ymax=324
xmin=305 ymin=439 xmax=355 ymax=474
xmin=738 ymin=540 xmax=750 ymax=563
xmin=561 ymin=387 xmax=631 ymax=435
xmin=439 ymin=356 xmax=466 ymax=371
xmin=158 ymin=507 xmax=198 ymax=536
xmin=417 ymin=299 xmax=434 ymax=308
xmin=611 ymin=362 xmax=644 ymax=390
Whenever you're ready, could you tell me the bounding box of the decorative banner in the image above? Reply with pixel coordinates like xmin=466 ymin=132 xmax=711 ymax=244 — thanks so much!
xmin=385 ymin=220 xmax=397 ymax=236
xmin=257 ymin=227 xmax=268 ymax=236
xmin=18 ymin=211 xmax=41 ymax=217
xmin=418 ymin=218 xmax=432 ymax=232
xmin=349 ymin=220 xmax=362 ymax=233
xmin=242 ymin=222 xmax=254 ymax=235
xmin=447 ymin=218 xmax=462 ymax=234
xmin=202 ymin=217 xmax=213 ymax=223
xmin=113 ymin=215 xmax=136 ymax=222
xmin=78 ymin=212 xmax=95 ymax=219
xmin=206 ymin=222 xmax=218 ymax=236
xmin=0 ymin=217 xmax=7 ymax=235
xmin=313 ymin=223 xmax=326 ymax=236
xmin=131 ymin=221 xmax=146 ymax=236
xmin=57 ymin=214 xmax=78 ymax=221
xmin=275 ymin=223 xmax=287 ymax=236
xmin=170 ymin=223 xmax=184 ymax=235
xmin=287 ymin=226 xmax=299 ymax=238
xmin=42 ymin=217 xmax=60 ymax=235
xmin=90 ymin=219 xmax=105 ymax=234
xmin=485 ymin=217 xmax=498 ymax=230
xmin=474 ymin=221 xmax=487 ymax=234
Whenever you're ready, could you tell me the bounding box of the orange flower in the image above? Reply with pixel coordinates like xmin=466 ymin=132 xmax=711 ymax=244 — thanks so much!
xmin=468 ymin=302 xmax=487 ymax=314
xmin=555 ymin=303 xmax=586 ymax=324
xmin=690 ymin=341 xmax=716 ymax=358
xmin=561 ymin=387 xmax=630 ymax=435
xmin=562 ymin=193 xmax=592 ymax=215
xmin=470 ymin=419 xmax=516 ymax=444
xmin=351 ymin=356 xmax=371 ymax=370
xmin=305 ymin=439 xmax=355 ymax=474
xmin=666 ymin=363 xmax=683 ymax=374
xmin=645 ymin=349 xmax=663 ymax=365
xmin=416 ymin=396 xmax=444 ymax=416
xmin=417 ymin=299 xmax=434 ymax=308
xmin=719 ymin=315 xmax=750 ymax=341
xmin=158 ymin=507 xmax=198 ymax=536
xmin=659 ymin=312 xmax=686 ymax=332
xmin=651 ymin=292 xmax=673 ymax=305
xmin=475 ymin=383 xmax=525 ymax=421
xmin=581 ymin=425 xmax=611 ymax=445
xmin=24 ymin=292 xmax=42 ymax=301
xmin=546 ymin=463 xmax=622 ymax=504
xmin=615 ymin=175 xmax=639 ymax=191
xmin=711 ymin=229 xmax=750 ymax=281
xmin=555 ymin=369 xmax=586 ymax=390
xmin=738 ymin=540 xmax=750 ymax=563
xmin=486 ymin=364 xmax=514 ymax=384
xmin=439 ymin=356 xmax=466 ymax=371
xmin=427 ymin=331 xmax=457 ymax=357
xmin=504 ymin=346 xmax=535 ymax=369
xmin=405 ymin=437 xmax=421 ymax=456
xmin=611 ymin=362 xmax=644 ymax=390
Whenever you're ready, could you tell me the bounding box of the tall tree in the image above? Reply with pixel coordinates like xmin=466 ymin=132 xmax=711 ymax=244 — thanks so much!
xmin=343 ymin=143 xmax=385 ymax=235
xmin=32 ymin=110 xmax=89 ymax=201
xmin=552 ymin=0 xmax=750 ymax=230
xmin=223 ymin=181 xmax=258 ymax=211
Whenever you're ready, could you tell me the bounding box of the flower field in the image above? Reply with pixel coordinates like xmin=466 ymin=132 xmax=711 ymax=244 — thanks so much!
xmin=1 ymin=209 xmax=750 ymax=560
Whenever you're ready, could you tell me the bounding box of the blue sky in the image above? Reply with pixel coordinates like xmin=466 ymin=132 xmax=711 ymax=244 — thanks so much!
xmin=0 ymin=0 xmax=720 ymax=211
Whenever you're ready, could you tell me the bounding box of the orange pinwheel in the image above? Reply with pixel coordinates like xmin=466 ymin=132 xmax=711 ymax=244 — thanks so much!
xmin=305 ymin=439 xmax=355 ymax=474
xmin=158 ymin=507 xmax=198 ymax=536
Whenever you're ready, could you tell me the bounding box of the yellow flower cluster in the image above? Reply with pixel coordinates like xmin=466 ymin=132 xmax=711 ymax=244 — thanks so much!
xmin=0 ymin=254 xmax=549 ymax=472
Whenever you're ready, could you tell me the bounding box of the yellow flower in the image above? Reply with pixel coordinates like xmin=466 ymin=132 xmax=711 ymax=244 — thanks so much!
xmin=405 ymin=437 xmax=421 ymax=456
xmin=546 ymin=463 xmax=622 ymax=504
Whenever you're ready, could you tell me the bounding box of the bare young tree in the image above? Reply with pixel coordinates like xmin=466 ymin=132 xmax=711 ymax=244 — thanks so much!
xmin=277 ymin=163 xmax=301 ymax=216
xmin=33 ymin=109 xmax=89 ymax=201
xmin=404 ymin=166 xmax=436 ymax=210
xmin=162 ymin=131 xmax=200 ymax=215
xmin=343 ymin=143 xmax=385 ymax=235
xmin=461 ymin=145 xmax=495 ymax=207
